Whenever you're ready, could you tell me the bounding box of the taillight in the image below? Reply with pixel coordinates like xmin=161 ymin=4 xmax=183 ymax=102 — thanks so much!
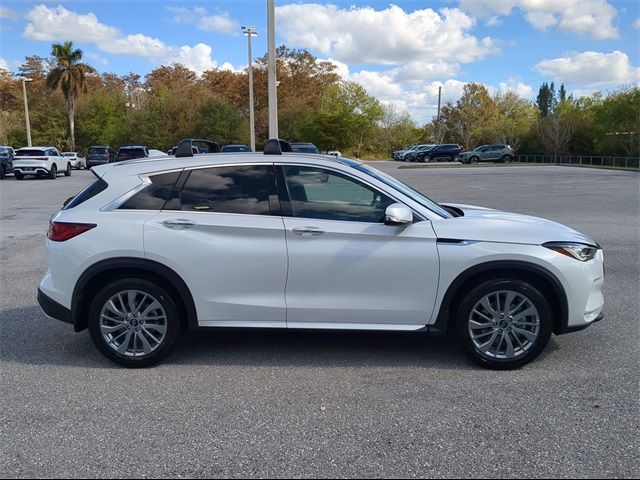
xmin=48 ymin=222 xmax=96 ymax=242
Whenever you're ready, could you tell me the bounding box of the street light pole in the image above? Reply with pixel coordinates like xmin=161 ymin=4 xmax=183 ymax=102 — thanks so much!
xmin=242 ymin=26 xmax=258 ymax=152
xmin=267 ymin=0 xmax=278 ymax=139
xmin=16 ymin=77 xmax=33 ymax=147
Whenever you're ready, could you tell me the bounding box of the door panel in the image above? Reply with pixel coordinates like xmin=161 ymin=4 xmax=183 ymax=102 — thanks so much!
xmin=283 ymin=218 xmax=440 ymax=327
xmin=278 ymin=164 xmax=440 ymax=328
xmin=143 ymin=164 xmax=288 ymax=328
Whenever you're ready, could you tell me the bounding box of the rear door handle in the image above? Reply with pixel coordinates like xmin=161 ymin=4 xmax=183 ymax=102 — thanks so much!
xmin=291 ymin=226 xmax=325 ymax=236
xmin=162 ymin=219 xmax=197 ymax=230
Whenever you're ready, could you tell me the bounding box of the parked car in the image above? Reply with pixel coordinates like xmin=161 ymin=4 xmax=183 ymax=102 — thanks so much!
xmin=291 ymin=142 xmax=320 ymax=154
xmin=148 ymin=149 xmax=166 ymax=157
xmin=0 ymin=146 xmax=15 ymax=179
xmin=421 ymin=144 xmax=464 ymax=162
xmin=13 ymin=147 xmax=71 ymax=180
xmin=87 ymin=146 xmax=113 ymax=168
xmin=114 ymin=145 xmax=149 ymax=162
xmin=393 ymin=145 xmax=419 ymax=161
xmin=221 ymin=144 xmax=252 ymax=153
xmin=406 ymin=144 xmax=435 ymax=162
xmin=169 ymin=146 xmax=199 ymax=156
xmin=460 ymin=145 xmax=515 ymax=164
xmin=327 ymin=150 xmax=342 ymax=157
xmin=39 ymin=142 xmax=604 ymax=369
xmin=63 ymin=152 xmax=86 ymax=169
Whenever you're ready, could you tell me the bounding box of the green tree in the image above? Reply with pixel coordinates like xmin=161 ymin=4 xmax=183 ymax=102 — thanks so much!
xmin=45 ymin=41 xmax=95 ymax=150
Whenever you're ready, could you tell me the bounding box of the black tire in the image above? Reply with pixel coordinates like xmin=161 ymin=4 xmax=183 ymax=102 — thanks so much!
xmin=14 ymin=171 xmax=23 ymax=180
xmin=49 ymin=164 xmax=57 ymax=179
xmin=88 ymin=278 xmax=182 ymax=368
xmin=64 ymin=162 xmax=71 ymax=176
xmin=502 ymin=155 xmax=513 ymax=164
xmin=0 ymin=165 xmax=5 ymax=180
xmin=454 ymin=278 xmax=553 ymax=370
xmin=470 ymin=156 xmax=480 ymax=164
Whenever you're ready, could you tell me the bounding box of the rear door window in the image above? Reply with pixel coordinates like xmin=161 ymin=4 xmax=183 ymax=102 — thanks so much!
xmin=179 ymin=165 xmax=277 ymax=215
xmin=119 ymin=171 xmax=182 ymax=211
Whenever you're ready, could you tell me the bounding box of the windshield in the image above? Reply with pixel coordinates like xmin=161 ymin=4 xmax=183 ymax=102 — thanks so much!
xmin=89 ymin=148 xmax=108 ymax=154
xmin=352 ymin=163 xmax=453 ymax=219
xmin=116 ymin=148 xmax=147 ymax=161
xmin=63 ymin=153 xmax=75 ymax=157
xmin=16 ymin=149 xmax=46 ymax=156
xmin=0 ymin=147 xmax=11 ymax=154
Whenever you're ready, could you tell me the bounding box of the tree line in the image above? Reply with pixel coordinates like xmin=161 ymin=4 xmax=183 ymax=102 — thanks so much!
xmin=0 ymin=42 xmax=637 ymax=158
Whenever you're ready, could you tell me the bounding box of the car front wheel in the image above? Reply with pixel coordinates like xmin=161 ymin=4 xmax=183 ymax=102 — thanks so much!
xmin=455 ymin=278 xmax=553 ymax=370
xmin=88 ymin=278 xmax=182 ymax=368
xmin=0 ymin=165 xmax=5 ymax=179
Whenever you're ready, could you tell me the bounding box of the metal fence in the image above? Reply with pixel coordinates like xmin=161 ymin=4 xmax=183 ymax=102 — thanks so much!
xmin=515 ymin=155 xmax=640 ymax=169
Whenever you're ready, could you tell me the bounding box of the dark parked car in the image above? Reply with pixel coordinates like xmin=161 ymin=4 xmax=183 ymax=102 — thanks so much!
xmin=0 ymin=146 xmax=15 ymax=179
xmin=221 ymin=144 xmax=253 ymax=153
xmin=405 ymin=144 xmax=435 ymax=162
xmin=291 ymin=142 xmax=320 ymax=154
xmin=114 ymin=145 xmax=149 ymax=162
xmin=86 ymin=146 xmax=113 ymax=168
xmin=419 ymin=144 xmax=464 ymax=162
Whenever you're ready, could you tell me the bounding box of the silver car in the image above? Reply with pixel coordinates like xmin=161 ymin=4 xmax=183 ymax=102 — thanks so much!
xmin=461 ymin=145 xmax=515 ymax=164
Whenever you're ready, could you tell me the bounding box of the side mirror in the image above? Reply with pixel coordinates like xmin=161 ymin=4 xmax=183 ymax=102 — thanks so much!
xmin=384 ymin=203 xmax=413 ymax=226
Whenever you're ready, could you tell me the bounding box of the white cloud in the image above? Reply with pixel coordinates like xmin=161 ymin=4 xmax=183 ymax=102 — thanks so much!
xmin=535 ymin=51 xmax=640 ymax=86
xmin=0 ymin=6 xmax=19 ymax=19
xmin=166 ymin=6 xmax=239 ymax=33
xmin=458 ymin=0 xmax=619 ymax=39
xmin=23 ymin=5 xmax=219 ymax=74
xmin=0 ymin=58 xmax=9 ymax=70
xmin=198 ymin=12 xmax=239 ymax=34
xmin=276 ymin=4 xmax=498 ymax=65
xmin=486 ymin=15 xmax=503 ymax=26
xmin=633 ymin=18 xmax=640 ymax=29
xmin=86 ymin=52 xmax=108 ymax=66
xmin=498 ymin=77 xmax=534 ymax=98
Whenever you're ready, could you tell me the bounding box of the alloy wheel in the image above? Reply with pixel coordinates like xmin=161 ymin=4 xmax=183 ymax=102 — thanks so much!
xmin=99 ymin=290 xmax=168 ymax=357
xmin=468 ymin=290 xmax=540 ymax=360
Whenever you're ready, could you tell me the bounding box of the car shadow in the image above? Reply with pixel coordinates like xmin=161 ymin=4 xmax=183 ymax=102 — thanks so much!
xmin=0 ymin=305 xmax=560 ymax=370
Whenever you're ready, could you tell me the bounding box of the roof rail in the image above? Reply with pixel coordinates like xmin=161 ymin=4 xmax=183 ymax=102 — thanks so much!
xmin=264 ymin=138 xmax=292 ymax=155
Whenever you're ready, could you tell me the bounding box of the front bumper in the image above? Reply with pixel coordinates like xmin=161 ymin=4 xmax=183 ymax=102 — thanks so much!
xmin=37 ymin=288 xmax=72 ymax=325
xmin=562 ymin=312 xmax=604 ymax=334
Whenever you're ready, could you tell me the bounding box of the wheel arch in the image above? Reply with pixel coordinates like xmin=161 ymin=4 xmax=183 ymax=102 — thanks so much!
xmin=71 ymin=257 xmax=198 ymax=332
xmin=429 ymin=260 xmax=569 ymax=336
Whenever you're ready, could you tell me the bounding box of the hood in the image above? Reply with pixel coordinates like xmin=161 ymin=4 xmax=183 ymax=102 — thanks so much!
xmin=435 ymin=203 xmax=597 ymax=246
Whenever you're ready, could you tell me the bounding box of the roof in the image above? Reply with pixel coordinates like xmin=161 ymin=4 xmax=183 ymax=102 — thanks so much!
xmin=93 ymin=152 xmax=360 ymax=179
xmin=16 ymin=146 xmax=53 ymax=150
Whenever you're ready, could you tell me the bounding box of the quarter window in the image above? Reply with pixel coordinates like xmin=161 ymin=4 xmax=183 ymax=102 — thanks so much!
xmin=120 ymin=171 xmax=181 ymax=211
xmin=180 ymin=165 xmax=275 ymax=215
xmin=281 ymin=166 xmax=394 ymax=223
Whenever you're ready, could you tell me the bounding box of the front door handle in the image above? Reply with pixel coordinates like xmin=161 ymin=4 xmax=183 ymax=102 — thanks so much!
xmin=291 ymin=226 xmax=325 ymax=236
xmin=162 ymin=219 xmax=197 ymax=230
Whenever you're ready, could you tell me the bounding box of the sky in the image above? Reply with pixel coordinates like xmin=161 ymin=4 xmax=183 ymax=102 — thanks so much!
xmin=1 ymin=0 xmax=639 ymax=123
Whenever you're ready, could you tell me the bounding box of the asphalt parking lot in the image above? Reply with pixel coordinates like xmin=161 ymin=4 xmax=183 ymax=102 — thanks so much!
xmin=1 ymin=164 xmax=638 ymax=478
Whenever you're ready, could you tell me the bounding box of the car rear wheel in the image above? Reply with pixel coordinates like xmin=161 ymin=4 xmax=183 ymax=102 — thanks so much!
xmin=455 ymin=278 xmax=553 ymax=370
xmin=88 ymin=278 xmax=182 ymax=368
xmin=14 ymin=171 xmax=23 ymax=180
xmin=64 ymin=163 xmax=71 ymax=176
xmin=0 ymin=165 xmax=5 ymax=179
xmin=470 ymin=156 xmax=480 ymax=164
xmin=49 ymin=164 xmax=57 ymax=179
xmin=502 ymin=155 xmax=513 ymax=164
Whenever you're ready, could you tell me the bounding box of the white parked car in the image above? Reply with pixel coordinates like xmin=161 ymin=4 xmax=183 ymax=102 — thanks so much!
xmin=13 ymin=147 xmax=72 ymax=180
xmin=38 ymin=144 xmax=604 ymax=369
xmin=63 ymin=152 xmax=86 ymax=169
xmin=327 ymin=150 xmax=342 ymax=157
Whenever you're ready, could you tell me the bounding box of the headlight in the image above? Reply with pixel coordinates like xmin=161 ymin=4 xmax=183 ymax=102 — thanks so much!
xmin=543 ymin=242 xmax=598 ymax=262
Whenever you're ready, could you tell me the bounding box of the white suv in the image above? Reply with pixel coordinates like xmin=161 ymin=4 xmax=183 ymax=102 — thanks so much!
xmin=38 ymin=142 xmax=605 ymax=369
xmin=13 ymin=147 xmax=72 ymax=179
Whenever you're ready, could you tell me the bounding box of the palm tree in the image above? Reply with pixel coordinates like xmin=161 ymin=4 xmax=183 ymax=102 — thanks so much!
xmin=46 ymin=41 xmax=95 ymax=150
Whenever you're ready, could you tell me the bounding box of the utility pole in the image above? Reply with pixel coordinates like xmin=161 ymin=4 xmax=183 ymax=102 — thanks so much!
xmin=267 ymin=0 xmax=278 ymax=139
xmin=437 ymin=85 xmax=442 ymax=123
xmin=16 ymin=76 xmax=33 ymax=146
xmin=242 ymin=26 xmax=258 ymax=151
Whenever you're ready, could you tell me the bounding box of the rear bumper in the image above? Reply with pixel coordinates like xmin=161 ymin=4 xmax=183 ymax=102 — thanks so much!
xmin=37 ymin=288 xmax=72 ymax=325
xmin=14 ymin=167 xmax=49 ymax=175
